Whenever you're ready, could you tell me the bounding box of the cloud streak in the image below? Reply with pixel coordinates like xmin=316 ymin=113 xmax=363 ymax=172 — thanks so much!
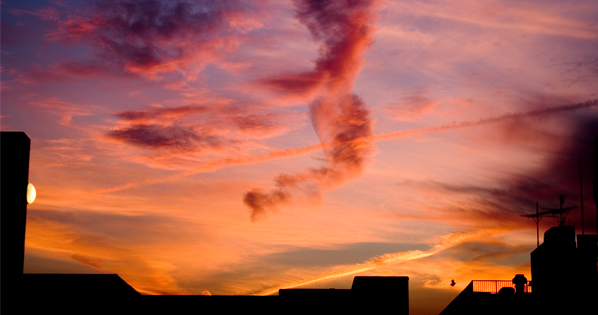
xmin=25 ymin=209 xmax=194 ymax=294
xmin=374 ymin=99 xmax=598 ymax=142
xmin=244 ymin=96 xmax=598 ymax=220
xmin=106 ymin=102 xmax=305 ymax=158
xmin=256 ymin=229 xmax=502 ymax=295
xmin=108 ymin=124 xmax=221 ymax=151
xmin=96 ymin=98 xmax=598 ymax=196
xmin=244 ymin=0 xmax=378 ymax=220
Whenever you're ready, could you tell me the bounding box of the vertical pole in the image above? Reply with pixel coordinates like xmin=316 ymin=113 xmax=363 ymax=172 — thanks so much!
xmin=536 ymin=201 xmax=540 ymax=247
xmin=594 ymin=137 xmax=598 ymax=235
xmin=580 ymin=157 xmax=585 ymax=235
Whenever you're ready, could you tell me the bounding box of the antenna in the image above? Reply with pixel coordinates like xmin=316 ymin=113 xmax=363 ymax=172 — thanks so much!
xmin=579 ymin=157 xmax=585 ymax=235
xmin=521 ymin=202 xmax=544 ymax=247
xmin=541 ymin=194 xmax=577 ymax=227
xmin=521 ymin=196 xmax=578 ymax=246
xmin=594 ymin=136 xmax=598 ymax=237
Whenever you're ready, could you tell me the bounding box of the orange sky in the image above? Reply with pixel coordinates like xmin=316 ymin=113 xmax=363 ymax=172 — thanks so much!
xmin=2 ymin=1 xmax=598 ymax=314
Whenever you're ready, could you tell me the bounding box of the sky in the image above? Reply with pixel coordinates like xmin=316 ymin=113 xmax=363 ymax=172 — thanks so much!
xmin=2 ymin=0 xmax=598 ymax=314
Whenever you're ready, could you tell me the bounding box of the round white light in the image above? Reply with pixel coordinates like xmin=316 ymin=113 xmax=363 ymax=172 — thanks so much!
xmin=27 ymin=183 xmax=36 ymax=204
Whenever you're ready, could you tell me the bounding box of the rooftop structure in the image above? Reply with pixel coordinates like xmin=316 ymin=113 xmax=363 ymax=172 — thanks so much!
xmin=441 ymin=137 xmax=598 ymax=315
xmin=440 ymin=225 xmax=597 ymax=315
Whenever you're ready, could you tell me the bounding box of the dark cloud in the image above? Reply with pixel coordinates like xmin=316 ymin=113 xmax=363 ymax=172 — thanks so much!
xmin=258 ymin=0 xmax=376 ymax=95
xmin=427 ymin=112 xmax=598 ymax=232
xmin=294 ymin=0 xmax=374 ymax=81
xmin=115 ymin=106 xmax=209 ymax=121
xmin=56 ymin=0 xmax=241 ymax=75
xmin=257 ymin=72 xmax=324 ymax=98
xmin=108 ymin=105 xmax=299 ymax=153
xmin=108 ymin=124 xmax=220 ymax=150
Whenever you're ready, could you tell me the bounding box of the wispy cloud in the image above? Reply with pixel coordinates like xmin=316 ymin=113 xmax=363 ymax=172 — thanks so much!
xmin=25 ymin=208 xmax=195 ymax=294
xmin=389 ymin=0 xmax=598 ymax=39
xmin=374 ymin=99 xmax=598 ymax=142
xmin=106 ymin=102 xmax=306 ymax=162
xmin=385 ymin=88 xmax=439 ymax=121
xmin=256 ymin=229 xmax=503 ymax=295
xmin=94 ymin=98 xmax=598 ymax=198
xmin=30 ymin=97 xmax=105 ymax=127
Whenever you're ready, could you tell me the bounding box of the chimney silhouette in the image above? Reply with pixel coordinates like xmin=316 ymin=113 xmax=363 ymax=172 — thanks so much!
xmin=512 ymin=274 xmax=527 ymax=294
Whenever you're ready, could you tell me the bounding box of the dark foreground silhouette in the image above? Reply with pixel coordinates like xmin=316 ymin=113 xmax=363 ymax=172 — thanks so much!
xmin=440 ymin=225 xmax=597 ymax=315
xmin=441 ymin=136 xmax=598 ymax=315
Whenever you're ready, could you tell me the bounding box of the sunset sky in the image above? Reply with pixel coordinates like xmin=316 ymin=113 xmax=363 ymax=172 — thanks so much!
xmin=2 ymin=0 xmax=598 ymax=314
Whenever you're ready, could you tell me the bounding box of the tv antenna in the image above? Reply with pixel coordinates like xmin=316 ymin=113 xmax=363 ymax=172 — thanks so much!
xmin=541 ymin=194 xmax=577 ymax=226
xmin=521 ymin=195 xmax=577 ymax=247
xmin=521 ymin=202 xmax=544 ymax=247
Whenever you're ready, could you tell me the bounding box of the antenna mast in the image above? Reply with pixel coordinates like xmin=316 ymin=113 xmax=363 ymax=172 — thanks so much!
xmin=580 ymin=157 xmax=585 ymax=235
xmin=542 ymin=195 xmax=577 ymax=227
xmin=521 ymin=196 xmax=578 ymax=246
xmin=521 ymin=202 xmax=544 ymax=247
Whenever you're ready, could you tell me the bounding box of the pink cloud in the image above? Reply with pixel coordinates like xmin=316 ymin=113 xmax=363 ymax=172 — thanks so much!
xmin=244 ymin=0 xmax=379 ymax=221
xmin=30 ymin=97 xmax=104 ymax=126
xmin=386 ymin=89 xmax=439 ymax=121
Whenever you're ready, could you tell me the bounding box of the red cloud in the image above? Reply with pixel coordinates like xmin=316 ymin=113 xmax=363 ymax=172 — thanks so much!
xmin=244 ymin=0 xmax=378 ymax=221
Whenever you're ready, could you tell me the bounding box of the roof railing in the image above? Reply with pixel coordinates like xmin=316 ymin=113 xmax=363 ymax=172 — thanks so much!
xmin=471 ymin=280 xmax=531 ymax=294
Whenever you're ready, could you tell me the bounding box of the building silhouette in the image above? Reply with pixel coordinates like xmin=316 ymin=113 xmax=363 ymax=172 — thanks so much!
xmin=440 ymin=225 xmax=597 ymax=315
xmin=1 ymin=132 xmax=409 ymax=315
xmin=441 ymin=137 xmax=598 ymax=315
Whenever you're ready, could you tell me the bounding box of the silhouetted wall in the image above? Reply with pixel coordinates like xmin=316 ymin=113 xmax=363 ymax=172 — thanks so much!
xmin=530 ymin=226 xmax=577 ymax=296
xmin=352 ymin=276 xmax=409 ymax=314
xmin=279 ymin=276 xmax=409 ymax=314
xmin=1 ymin=132 xmax=31 ymax=303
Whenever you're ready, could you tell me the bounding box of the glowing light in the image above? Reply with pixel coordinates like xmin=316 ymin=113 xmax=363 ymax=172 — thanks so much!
xmin=27 ymin=183 xmax=36 ymax=204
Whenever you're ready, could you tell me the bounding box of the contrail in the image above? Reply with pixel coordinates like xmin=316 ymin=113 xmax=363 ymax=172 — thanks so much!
xmin=91 ymin=144 xmax=322 ymax=194
xmin=92 ymin=99 xmax=598 ymax=194
xmin=255 ymin=229 xmax=501 ymax=295
xmin=373 ymin=99 xmax=598 ymax=142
